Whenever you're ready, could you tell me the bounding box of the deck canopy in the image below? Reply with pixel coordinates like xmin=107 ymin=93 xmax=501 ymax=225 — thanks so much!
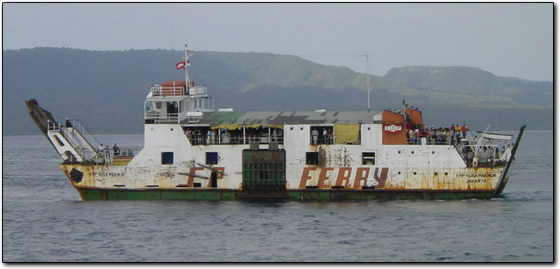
xmin=182 ymin=111 xmax=383 ymax=129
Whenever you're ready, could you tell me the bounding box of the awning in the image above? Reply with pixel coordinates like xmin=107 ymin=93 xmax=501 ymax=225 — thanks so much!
xmin=210 ymin=124 xmax=284 ymax=130
xmin=334 ymin=124 xmax=360 ymax=144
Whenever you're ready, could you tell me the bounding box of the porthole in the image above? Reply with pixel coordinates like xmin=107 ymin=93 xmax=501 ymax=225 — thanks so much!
xmin=398 ymin=171 xmax=401 ymax=175
xmin=290 ymin=127 xmax=294 ymax=130
xmin=445 ymin=172 xmax=448 ymax=176
xmin=413 ymin=172 xmax=417 ymax=175
xmin=368 ymin=127 xmax=371 ymax=130
xmin=171 ymin=128 xmax=174 ymax=131
xmin=434 ymin=172 xmax=438 ymax=176
xmin=398 ymin=150 xmax=401 ymax=154
xmin=432 ymin=151 xmax=435 ymax=154
xmin=411 ymin=151 xmax=415 ymax=154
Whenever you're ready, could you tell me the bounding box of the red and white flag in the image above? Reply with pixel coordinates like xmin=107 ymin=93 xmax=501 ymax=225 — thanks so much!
xmin=176 ymin=61 xmax=186 ymax=69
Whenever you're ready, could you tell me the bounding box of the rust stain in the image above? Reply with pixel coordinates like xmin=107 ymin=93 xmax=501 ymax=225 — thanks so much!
xmin=214 ymin=167 xmax=225 ymax=179
xmin=299 ymin=167 xmax=317 ymax=188
xmin=317 ymin=167 xmax=334 ymax=188
xmin=187 ymin=167 xmax=204 ymax=187
xmin=373 ymin=167 xmax=389 ymax=188
xmin=353 ymin=168 xmax=369 ymax=189
xmin=318 ymin=146 xmax=327 ymax=167
xmin=335 ymin=167 xmax=352 ymax=188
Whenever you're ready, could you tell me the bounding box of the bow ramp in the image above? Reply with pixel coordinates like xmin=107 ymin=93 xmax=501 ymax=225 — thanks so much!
xmin=25 ymin=99 xmax=97 ymax=163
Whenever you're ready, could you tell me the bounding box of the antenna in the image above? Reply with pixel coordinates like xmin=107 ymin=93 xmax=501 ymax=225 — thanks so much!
xmin=364 ymin=53 xmax=371 ymax=112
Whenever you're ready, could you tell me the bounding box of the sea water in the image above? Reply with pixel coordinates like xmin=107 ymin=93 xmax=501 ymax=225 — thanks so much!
xmin=2 ymin=131 xmax=552 ymax=262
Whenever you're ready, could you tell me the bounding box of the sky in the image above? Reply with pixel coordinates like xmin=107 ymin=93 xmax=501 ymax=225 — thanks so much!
xmin=2 ymin=3 xmax=553 ymax=81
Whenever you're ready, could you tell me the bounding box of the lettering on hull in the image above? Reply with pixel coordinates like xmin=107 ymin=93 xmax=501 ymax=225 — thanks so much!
xmin=90 ymin=172 xmax=125 ymax=177
xmin=300 ymin=167 xmax=389 ymax=189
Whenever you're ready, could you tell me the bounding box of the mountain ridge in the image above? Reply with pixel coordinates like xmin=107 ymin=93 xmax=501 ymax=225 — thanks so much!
xmin=2 ymin=48 xmax=551 ymax=135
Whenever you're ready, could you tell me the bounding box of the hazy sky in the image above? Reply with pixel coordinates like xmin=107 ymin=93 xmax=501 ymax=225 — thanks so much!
xmin=3 ymin=3 xmax=552 ymax=81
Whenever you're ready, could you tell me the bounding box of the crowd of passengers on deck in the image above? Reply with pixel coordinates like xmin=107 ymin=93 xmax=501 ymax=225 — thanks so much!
xmin=407 ymin=123 xmax=469 ymax=145
xmin=185 ymin=127 xmax=284 ymax=145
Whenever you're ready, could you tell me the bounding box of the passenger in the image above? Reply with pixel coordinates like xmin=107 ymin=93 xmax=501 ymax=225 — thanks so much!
xmin=435 ymin=128 xmax=443 ymax=144
xmin=327 ymin=129 xmax=333 ymax=144
xmin=322 ymin=129 xmax=328 ymax=144
xmin=448 ymin=128 xmax=454 ymax=144
xmin=221 ymin=130 xmax=231 ymax=144
xmin=311 ymin=129 xmax=319 ymax=145
xmin=206 ymin=129 xmax=213 ymax=144
xmin=104 ymin=145 xmax=110 ymax=159
xmin=461 ymin=123 xmax=467 ymax=138
xmin=466 ymin=151 xmax=474 ymax=166
xmin=408 ymin=129 xmax=415 ymax=144
xmin=113 ymin=144 xmax=120 ymax=156
xmin=430 ymin=125 xmax=436 ymax=143
xmin=455 ymin=124 xmax=461 ymax=141
xmin=195 ymin=129 xmax=202 ymax=144
xmin=272 ymin=128 xmax=278 ymax=142
xmin=98 ymin=144 xmax=104 ymax=153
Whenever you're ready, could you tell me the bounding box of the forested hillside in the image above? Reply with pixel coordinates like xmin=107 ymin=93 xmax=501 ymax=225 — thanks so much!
xmin=3 ymin=48 xmax=552 ymax=135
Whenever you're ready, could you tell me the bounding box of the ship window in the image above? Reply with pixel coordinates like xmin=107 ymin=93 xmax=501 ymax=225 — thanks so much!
xmin=161 ymin=152 xmax=174 ymax=165
xmin=306 ymin=152 xmax=319 ymax=165
xmin=206 ymin=152 xmax=218 ymax=165
xmin=362 ymin=152 xmax=375 ymax=165
xmin=155 ymin=102 xmax=162 ymax=109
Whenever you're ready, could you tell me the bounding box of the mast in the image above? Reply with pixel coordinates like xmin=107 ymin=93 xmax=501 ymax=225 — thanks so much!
xmin=183 ymin=44 xmax=191 ymax=85
xmin=365 ymin=53 xmax=371 ymax=112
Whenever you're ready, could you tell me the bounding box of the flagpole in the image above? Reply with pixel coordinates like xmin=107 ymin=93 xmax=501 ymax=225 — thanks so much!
xmin=184 ymin=44 xmax=190 ymax=85
xmin=365 ymin=53 xmax=370 ymax=112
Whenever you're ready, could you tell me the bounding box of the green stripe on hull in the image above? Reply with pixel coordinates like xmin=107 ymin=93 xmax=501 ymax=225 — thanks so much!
xmin=78 ymin=188 xmax=240 ymax=201
xmin=287 ymin=190 xmax=494 ymax=201
xmin=77 ymin=187 xmax=494 ymax=201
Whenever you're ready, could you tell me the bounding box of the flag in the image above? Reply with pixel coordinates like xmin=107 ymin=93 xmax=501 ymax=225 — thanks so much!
xmin=176 ymin=61 xmax=185 ymax=69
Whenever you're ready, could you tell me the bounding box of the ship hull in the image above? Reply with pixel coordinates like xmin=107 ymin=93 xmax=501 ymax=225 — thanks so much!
xmin=62 ymin=161 xmax=509 ymax=201
xmin=75 ymin=186 xmax=494 ymax=201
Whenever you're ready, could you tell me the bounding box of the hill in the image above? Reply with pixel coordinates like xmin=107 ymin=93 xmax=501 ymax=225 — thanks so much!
xmin=2 ymin=48 xmax=552 ymax=136
xmin=384 ymin=66 xmax=552 ymax=108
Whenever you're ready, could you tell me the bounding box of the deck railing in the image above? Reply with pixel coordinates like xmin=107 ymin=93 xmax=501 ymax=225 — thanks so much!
xmin=150 ymin=85 xmax=208 ymax=97
xmin=187 ymin=134 xmax=284 ymax=145
xmin=145 ymin=112 xmax=179 ymax=124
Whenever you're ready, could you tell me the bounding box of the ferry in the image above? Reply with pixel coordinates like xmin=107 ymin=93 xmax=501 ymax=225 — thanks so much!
xmin=25 ymin=45 xmax=526 ymax=201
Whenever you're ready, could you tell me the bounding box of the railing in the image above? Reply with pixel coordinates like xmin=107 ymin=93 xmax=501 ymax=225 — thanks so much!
xmin=96 ymin=147 xmax=135 ymax=165
xmin=460 ymin=145 xmax=507 ymax=168
xmin=145 ymin=112 xmax=179 ymax=124
xmin=151 ymin=86 xmax=186 ymax=96
xmin=407 ymin=137 xmax=460 ymax=145
xmin=189 ymin=86 xmax=208 ymax=96
xmin=187 ymin=134 xmax=284 ymax=145
xmin=47 ymin=121 xmax=62 ymax=131
xmin=310 ymin=137 xmax=335 ymax=145
xmin=47 ymin=120 xmax=97 ymax=161
xmin=150 ymin=85 xmax=208 ymax=97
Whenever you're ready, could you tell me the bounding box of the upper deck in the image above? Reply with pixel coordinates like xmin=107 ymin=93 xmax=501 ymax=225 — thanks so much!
xmin=189 ymin=110 xmax=383 ymax=126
